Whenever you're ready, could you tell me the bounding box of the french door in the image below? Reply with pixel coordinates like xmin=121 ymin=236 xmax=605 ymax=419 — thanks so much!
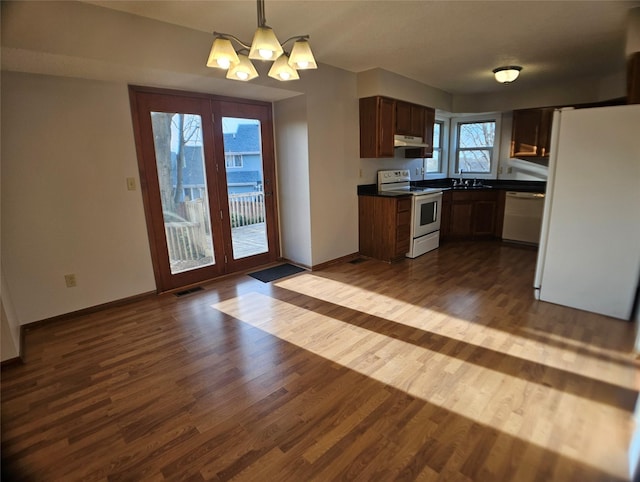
xmin=129 ymin=86 xmax=279 ymax=292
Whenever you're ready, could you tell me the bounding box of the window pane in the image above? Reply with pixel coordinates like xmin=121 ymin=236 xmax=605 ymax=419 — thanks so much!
xmin=222 ymin=117 xmax=268 ymax=260
xmin=426 ymin=150 xmax=440 ymax=173
xmin=458 ymin=149 xmax=492 ymax=173
xmin=433 ymin=122 xmax=441 ymax=148
xmin=459 ymin=122 xmax=495 ymax=148
xmin=150 ymin=112 xmax=215 ymax=274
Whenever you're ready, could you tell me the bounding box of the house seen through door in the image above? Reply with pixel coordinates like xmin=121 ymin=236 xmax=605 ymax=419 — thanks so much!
xmin=129 ymin=87 xmax=279 ymax=292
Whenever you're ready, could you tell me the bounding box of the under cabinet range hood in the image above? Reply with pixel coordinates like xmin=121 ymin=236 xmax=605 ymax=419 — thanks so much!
xmin=394 ymin=135 xmax=429 ymax=148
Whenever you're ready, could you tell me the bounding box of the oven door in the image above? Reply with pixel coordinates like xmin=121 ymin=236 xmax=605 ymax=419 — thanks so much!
xmin=412 ymin=192 xmax=442 ymax=238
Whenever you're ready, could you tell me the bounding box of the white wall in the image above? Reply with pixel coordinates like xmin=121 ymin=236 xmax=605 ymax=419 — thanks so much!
xmin=1 ymin=72 xmax=156 ymax=324
xmin=357 ymin=68 xmax=453 ymax=112
xmin=273 ymin=95 xmax=313 ymax=266
xmin=306 ymin=65 xmax=360 ymax=266
xmin=275 ymin=64 xmax=361 ymax=267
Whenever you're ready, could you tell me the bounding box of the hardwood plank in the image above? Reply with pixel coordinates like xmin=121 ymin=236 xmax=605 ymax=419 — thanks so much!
xmin=2 ymin=241 xmax=637 ymax=481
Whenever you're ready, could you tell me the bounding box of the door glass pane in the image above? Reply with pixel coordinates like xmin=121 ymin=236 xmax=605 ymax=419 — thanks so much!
xmin=150 ymin=112 xmax=215 ymax=274
xmin=221 ymin=117 xmax=268 ymax=259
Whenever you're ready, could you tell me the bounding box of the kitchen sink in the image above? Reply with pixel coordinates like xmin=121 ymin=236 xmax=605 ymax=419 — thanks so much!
xmin=450 ymin=185 xmax=492 ymax=190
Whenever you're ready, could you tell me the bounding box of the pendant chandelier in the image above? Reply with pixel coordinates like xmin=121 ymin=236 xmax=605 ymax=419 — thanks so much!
xmin=206 ymin=0 xmax=317 ymax=82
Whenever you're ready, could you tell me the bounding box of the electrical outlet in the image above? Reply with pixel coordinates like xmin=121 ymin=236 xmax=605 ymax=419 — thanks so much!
xmin=498 ymin=166 xmax=504 ymax=174
xmin=507 ymin=167 xmax=513 ymax=174
xmin=64 ymin=274 xmax=77 ymax=288
xmin=126 ymin=177 xmax=136 ymax=191
xmin=415 ymin=167 xmax=420 ymax=175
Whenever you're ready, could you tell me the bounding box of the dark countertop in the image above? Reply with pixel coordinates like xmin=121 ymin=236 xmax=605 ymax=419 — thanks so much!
xmin=358 ymin=178 xmax=546 ymax=197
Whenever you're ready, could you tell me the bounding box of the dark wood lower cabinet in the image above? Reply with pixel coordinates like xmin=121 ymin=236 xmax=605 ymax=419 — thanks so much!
xmin=359 ymin=195 xmax=411 ymax=262
xmin=441 ymin=189 xmax=505 ymax=241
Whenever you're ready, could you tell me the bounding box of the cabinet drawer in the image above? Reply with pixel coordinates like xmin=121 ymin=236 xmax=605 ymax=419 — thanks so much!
xmin=397 ymin=198 xmax=411 ymax=213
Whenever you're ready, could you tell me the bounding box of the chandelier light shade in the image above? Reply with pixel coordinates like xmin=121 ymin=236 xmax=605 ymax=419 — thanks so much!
xmin=206 ymin=37 xmax=240 ymax=69
xmin=227 ymin=53 xmax=260 ymax=81
xmin=206 ymin=0 xmax=317 ymax=82
xmin=493 ymin=66 xmax=522 ymax=84
xmin=268 ymin=54 xmax=300 ymax=81
xmin=248 ymin=26 xmax=283 ymax=60
xmin=288 ymin=39 xmax=318 ymax=70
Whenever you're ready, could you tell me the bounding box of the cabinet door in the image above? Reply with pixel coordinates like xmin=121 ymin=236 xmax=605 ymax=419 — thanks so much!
xmin=537 ymin=108 xmax=554 ymax=157
xmin=404 ymin=106 xmax=435 ymax=159
xmin=395 ymin=101 xmax=414 ymax=136
xmin=511 ymin=109 xmax=543 ymax=157
xmin=450 ymin=201 xmax=474 ymax=237
xmin=424 ymin=107 xmax=435 ymax=156
xmin=378 ymin=97 xmax=396 ymax=157
xmin=359 ymin=96 xmax=395 ymax=158
xmin=473 ymin=200 xmax=497 ymax=237
xmin=511 ymin=108 xmax=554 ymax=158
xmin=396 ymin=101 xmax=426 ymax=138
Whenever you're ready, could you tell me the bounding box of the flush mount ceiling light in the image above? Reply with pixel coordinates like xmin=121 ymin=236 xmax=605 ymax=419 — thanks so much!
xmin=206 ymin=0 xmax=317 ymax=82
xmin=493 ymin=66 xmax=522 ymax=84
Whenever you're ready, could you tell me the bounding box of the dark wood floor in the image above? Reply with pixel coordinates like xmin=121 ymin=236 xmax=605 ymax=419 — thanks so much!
xmin=2 ymin=241 xmax=638 ymax=481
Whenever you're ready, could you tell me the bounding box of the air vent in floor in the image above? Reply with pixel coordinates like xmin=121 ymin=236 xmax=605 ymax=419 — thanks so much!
xmin=174 ymin=286 xmax=204 ymax=297
xmin=349 ymin=257 xmax=368 ymax=264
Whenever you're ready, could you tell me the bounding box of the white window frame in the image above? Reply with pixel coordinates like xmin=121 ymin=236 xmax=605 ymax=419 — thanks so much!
xmin=424 ymin=115 xmax=450 ymax=179
xmin=449 ymin=113 xmax=501 ymax=179
xmin=225 ymin=154 xmax=243 ymax=168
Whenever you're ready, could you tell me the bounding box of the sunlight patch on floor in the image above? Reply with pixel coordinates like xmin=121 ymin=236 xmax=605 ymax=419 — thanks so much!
xmin=274 ymin=274 xmax=637 ymax=391
xmin=212 ymin=292 xmax=631 ymax=479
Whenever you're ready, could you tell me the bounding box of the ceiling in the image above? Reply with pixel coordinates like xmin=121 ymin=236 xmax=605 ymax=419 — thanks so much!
xmin=85 ymin=0 xmax=639 ymax=95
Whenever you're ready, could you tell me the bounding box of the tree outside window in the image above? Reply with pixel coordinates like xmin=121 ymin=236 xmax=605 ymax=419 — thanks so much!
xmin=456 ymin=121 xmax=495 ymax=173
xmin=426 ymin=121 xmax=443 ymax=173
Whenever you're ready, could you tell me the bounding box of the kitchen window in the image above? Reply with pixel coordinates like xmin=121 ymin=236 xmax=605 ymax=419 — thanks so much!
xmin=426 ymin=120 xmax=444 ymax=173
xmin=424 ymin=118 xmax=449 ymax=178
xmin=451 ymin=115 xmax=501 ymax=177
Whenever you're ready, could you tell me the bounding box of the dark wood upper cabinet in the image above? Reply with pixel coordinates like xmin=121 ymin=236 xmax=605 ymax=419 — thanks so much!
xmin=510 ymin=108 xmax=554 ymax=159
xmin=404 ymin=106 xmax=435 ymax=159
xmin=396 ymin=101 xmax=425 ymax=137
xmin=360 ymin=96 xmax=435 ymax=158
xmin=359 ymin=96 xmax=396 ymax=158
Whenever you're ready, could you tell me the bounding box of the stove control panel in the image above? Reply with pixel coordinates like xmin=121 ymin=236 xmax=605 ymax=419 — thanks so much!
xmin=377 ymin=169 xmax=410 ymax=184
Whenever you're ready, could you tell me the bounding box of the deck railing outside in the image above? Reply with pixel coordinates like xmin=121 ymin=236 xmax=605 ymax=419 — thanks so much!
xmin=165 ymin=192 xmax=266 ymax=264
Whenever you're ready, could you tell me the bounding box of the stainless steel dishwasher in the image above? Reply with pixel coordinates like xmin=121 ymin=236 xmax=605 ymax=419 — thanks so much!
xmin=502 ymin=191 xmax=545 ymax=245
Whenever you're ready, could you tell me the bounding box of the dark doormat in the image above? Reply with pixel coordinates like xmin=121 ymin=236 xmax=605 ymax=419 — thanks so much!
xmin=248 ymin=263 xmax=306 ymax=283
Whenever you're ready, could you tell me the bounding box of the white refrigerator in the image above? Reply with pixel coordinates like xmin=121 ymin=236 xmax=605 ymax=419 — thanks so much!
xmin=534 ymin=104 xmax=640 ymax=320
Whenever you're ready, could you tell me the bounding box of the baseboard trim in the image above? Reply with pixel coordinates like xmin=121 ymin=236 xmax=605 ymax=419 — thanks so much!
xmin=310 ymin=252 xmax=360 ymax=271
xmin=22 ymin=290 xmax=157 ymax=333
xmin=1 ymin=356 xmax=23 ymax=369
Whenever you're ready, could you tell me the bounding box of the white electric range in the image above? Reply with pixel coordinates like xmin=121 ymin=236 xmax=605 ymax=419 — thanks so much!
xmin=377 ymin=170 xmax=443 ymax=258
